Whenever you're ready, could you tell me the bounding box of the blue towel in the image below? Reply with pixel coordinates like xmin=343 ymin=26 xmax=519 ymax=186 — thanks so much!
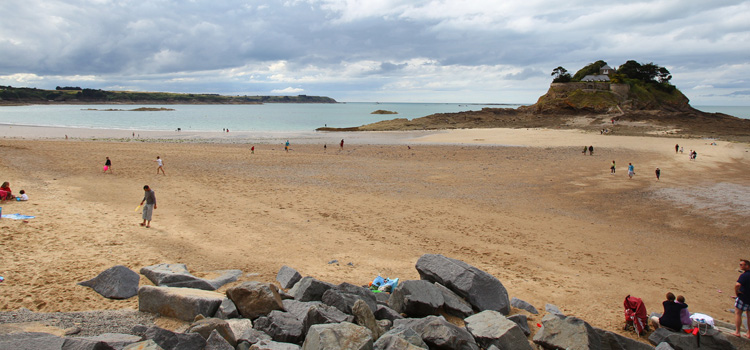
xmin=1 ymin=213 xmax=35 ymax=220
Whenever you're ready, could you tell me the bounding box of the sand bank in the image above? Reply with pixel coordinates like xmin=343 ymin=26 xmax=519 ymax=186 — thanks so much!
xmin=0 ymin=126 xmax=748 ymax=340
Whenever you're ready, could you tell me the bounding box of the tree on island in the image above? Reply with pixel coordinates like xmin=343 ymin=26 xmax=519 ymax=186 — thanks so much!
xmin=551 ymin=66 xmax=572 ymax=83
xmin=572 ymin=60 xmax=609 ymax=81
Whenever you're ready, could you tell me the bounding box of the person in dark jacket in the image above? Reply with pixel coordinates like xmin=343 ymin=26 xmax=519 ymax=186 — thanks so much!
xmin=650 ymin=292 xmax=687 ymax=331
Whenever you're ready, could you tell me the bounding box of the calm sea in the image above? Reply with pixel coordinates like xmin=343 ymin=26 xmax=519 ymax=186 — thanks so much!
xmin=0 ymin=103 xmax=746 ymax=132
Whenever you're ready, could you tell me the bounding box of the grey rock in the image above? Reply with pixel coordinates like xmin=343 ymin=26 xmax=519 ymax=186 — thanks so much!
xmin=61 ymin=337 xmax=116 ymax=350
xmin=510 ymin=297 xmax=539 ymax=314
xmin=289 ymin=277 xmax=335 ymax=302
xmin=205 ymin=329 xmax=234 ymax=350
xmin=78 ymin=265 xmax=140 ymax=300
xmin=277 ymin=266 xmax=303 ymax=289
xmin=464 ymin=310 xmax=532 ymax=350
xmin=374 ymin=292 xmax=390 ymax=305
xmin=226 ymin=318 xmax=258 ymax=343
xmin=140 ymin=263 xmax=241 ymax=291
xmin=250 ymin=340 xmax=302 ymax=350
xmin=302 ymin=322 xmax=374 ymax=350
xmin=279 ymin=289 xmax=295 ymax=300
xmin=595 ymin=327 xmax=655 ymax=350
xmin=374 ymin=304 xmax=404 ymax=322
xmin=388 ymin=280 xmax=444 ymax=318
xmin=415 ymin=254 xmax=510 ymax=314
xmin=545 ymin=303 xmax=563 ymax=315
xmin=649 ymin=327 xmax=734 ymax=350
xmin=394 ymin=316 xmax=479 ymax=350
xmin=186 ymin=317 xmax=237 ymax=347
xmin=254 ymin=310 xmax=306 ymax=344
xmin=138 ymin=285 xmax=224 ymax=322
xmin=214 ymin=297 xmax=239 ymax=319
xmin=226 ymin=281 xmax=284 ymax=319
xmin=142 ymin=326 xmax=207 ymax=350
xmin=374 ymin=326 xmax=428 ymax=350
xmin=322 ymin=288 xmax=378 ymax=315
xmin=282 ymin=299 xmax=323 ymax=321
xmin=77 ymin=333 xmax=142 ymax=349
xmin=655 ymin=342 xmax=675 ymax=350
xmin=353 ymin=299 xmax=386 ymax=341
xmin=532 ymin=314 xmax=601 ymax=350
xmin=378 ymin=319 xmax=392 ymax=332
xmin=123 ymin=339 xmax=164 ymax=350
xmin=302 ymin=303 xmax=355 ymax=334
xmin=434 ymin=282 xmax=473 ymax=318
xmin=0 ymin=332 xmax=65 ymax=350
xmin=507 ymin=314 xmax=531 ymax=336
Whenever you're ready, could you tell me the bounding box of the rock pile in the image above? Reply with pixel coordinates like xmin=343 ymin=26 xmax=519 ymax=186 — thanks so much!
xmin=2 ymin=254 xmax=742 ymax=349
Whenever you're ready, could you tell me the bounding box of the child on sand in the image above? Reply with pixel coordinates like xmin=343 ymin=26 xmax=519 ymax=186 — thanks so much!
xmin=155 ymin=156 xmax=165 ymax=175
xmin=17 ymin=190 xmax=28 ymax=201
xmin=628 ymin=163 xmax=635 ymax=179
xmin=611 ymin=160 xmax=616 ymax=174
xmin=103 ymin=157 xmax=112 ymax=173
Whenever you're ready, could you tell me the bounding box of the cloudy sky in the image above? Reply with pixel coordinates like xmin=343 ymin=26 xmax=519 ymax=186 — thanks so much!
xmin=1 ymin=0 xmax=749 ymax=105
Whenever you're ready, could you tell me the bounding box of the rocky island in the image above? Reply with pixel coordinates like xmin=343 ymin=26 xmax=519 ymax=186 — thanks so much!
xmin=326 ymin=60 xmax=750 ymax=142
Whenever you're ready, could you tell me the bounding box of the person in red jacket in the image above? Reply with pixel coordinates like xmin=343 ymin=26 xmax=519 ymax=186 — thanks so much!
xmin=624 ymin=295 xmax=649 ymax=334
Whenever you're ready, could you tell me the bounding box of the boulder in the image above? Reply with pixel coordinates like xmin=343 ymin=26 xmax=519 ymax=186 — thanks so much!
xmin=322 ymin=289 xmax=377 ymax=315
xmin=277 ymin=266 xmax=303 ymax=289
xmin=205 ymin=329 xmax=234 ymax=350
xmin=138 ymin=286 xmax=224 ymax=322
xmin=123 ymin=340 xmax=164 ymax=350
xmin=250 ymin=340 xmax=302 ymax=350
xmin=507 ymin=314 xmax=531 ymax=336
xmin=302 ymin=322 xmax=374 ymax=350
xmin=545 ymin=303 xmax=563 ymax=315
xmin=254 ymin=310 xmax=306 ymax=344
xmin=226 ymin=281 xmax=284 ymax=319
xmin=532 ymin=314 xmax=601 ymax=350
xmin=655 ymin=343 xmax=675 ymax=350
xmin=388 ymin=280 xmax=444 ymax=317
xmin=374 ymin=305 xmax=404 ymax=322
xmin=61 ymin=337 xmax=117 ymax=350
xmin=78 ymin=265 xmax=140 ymax=300
xmin=226 ymin=318 xmax=259 ymax=343
xmin=434 ymin=282 xmax=473 ymax=318
xmin=510 ymin=297 xmax=539 ymax=314
xmin=142 ymin=326 xmax=207 ymax=350
xmin=302 ymin=303 xmax=355 ymax=333
xmin=594 ymin=328 xmax=655 ymax=350
xmin=289 ymin=277 xmax=335 ymax=302
xmin=140 ymin=263 xmax=241 ymax=291
xmin=282 ymin=299 xmax=323 ymax=321
xmin=75 ymin=333 xmax=143 ymax=349
xmin=0 ymin=332 xmax=65 ymax=350
xmin=186 ymin=317 xmax=237 ymax=347
xmin=648 ymin=327 xmax=734 ymax=350
xmin=373 ymin=326 xmax=428 ymax=350
xmin=464 ymin=310 xmax=532 ymax=350
xmin=353 ymin=299 xmax=386 ymax=341
xmin=394 ymin=316 xmax=479 ymax=350
xmin=415 ymin=254 xmax=510 ymax=314
xmin=214 ymin=297 xmax=239 ymax=319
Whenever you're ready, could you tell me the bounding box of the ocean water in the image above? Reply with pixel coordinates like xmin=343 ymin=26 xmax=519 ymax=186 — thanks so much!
xmin=0 ymin=103 xmax=746 ymax=132
xmin=0 ymin=103 xmax=518 ymax=132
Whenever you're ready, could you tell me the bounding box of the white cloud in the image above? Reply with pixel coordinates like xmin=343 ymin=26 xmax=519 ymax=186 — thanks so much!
xmin=272 ymin=87 xmax=304 ymax=93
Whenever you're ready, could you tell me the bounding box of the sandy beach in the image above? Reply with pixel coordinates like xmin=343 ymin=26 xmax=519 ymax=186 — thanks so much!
xmin=0 ymin=124 xmax=748 ymax=339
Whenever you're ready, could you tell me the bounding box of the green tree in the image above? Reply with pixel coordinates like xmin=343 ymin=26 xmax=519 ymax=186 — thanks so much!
xmin=572 ymin=60 xmax=608 ymax=81
xmin=551 ymin=66 xmax=572 ymax=83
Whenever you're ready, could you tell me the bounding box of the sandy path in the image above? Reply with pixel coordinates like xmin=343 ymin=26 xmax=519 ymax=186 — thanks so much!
xmin=0 ymin=127 xmax=748 ymax=341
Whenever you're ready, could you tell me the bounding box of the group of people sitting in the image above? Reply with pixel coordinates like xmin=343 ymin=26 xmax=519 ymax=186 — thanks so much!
xmin=624 ymin=293 xmax=711 ymax=336
xmin=0 ymin=181 xmax=28 ymax=201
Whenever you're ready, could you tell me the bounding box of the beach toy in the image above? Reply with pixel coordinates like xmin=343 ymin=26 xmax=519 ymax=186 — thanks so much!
xmin=134 ymin=205 xmax=141 ymax=212
xmin=0 ymin=276 xmax=4 ymax=282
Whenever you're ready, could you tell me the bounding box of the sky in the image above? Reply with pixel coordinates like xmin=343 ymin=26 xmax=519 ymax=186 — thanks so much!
xmin=1 ymin=0 xmax=749 ymax=105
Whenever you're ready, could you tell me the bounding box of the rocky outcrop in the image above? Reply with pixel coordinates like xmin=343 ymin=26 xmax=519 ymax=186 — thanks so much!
xmin=140 ymin=263 xmax=241 ymax=291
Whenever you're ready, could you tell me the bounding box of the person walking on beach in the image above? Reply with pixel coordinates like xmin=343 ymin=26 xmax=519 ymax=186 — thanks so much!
xmin=655 ymin=168 xmax=660 ymax=181
xmin=733 ymin=259 xmax=750 ymax=338
xmin=340 ymin=139 xmax=344 ymax=150
xmin=251 ymin=146 xmax=255 ymax=154
xmin=628 ymin=163 xmax=635 ymax=179
xmin=285 ymin=140 xmax=290 ymax=152
xmin=610 ymin=160 xmax=616 ymax=174
xmin=103 ymin=157 xmax=112 ymax=174
xmin=140 ymin=185 xmax=156 ymax=228
xmin=675 ymin=144 xmax=679 ymax=153
xmin=589 ymin=145 xmax=594 ymax=156
xmin=583 ymin=146 xmax=587 ymax=155
xmin=155 ymin=156 xmax=165 ymax=175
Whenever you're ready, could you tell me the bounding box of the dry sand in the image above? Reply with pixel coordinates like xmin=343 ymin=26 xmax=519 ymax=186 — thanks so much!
xmin=0 ymin=125 xmax=749 ymax=339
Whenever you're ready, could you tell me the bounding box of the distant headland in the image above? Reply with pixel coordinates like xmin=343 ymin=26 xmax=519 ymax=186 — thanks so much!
xmin=0 ymin=86 xmax=337 ymax=105
xmin=322 ymin=60 xmax=750 ymax=142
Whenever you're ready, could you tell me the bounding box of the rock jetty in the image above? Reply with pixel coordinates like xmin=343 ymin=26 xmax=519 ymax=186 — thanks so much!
xmin=0 ymin=254 xmax=744 ymax=349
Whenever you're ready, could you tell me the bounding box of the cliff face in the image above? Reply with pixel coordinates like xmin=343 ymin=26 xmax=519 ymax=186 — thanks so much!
xmin=522 ymin=82 xmax=694 ymax=114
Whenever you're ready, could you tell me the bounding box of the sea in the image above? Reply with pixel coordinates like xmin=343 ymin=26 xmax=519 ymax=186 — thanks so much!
xmin=0 ymin=103 xmax=747 ymax=133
